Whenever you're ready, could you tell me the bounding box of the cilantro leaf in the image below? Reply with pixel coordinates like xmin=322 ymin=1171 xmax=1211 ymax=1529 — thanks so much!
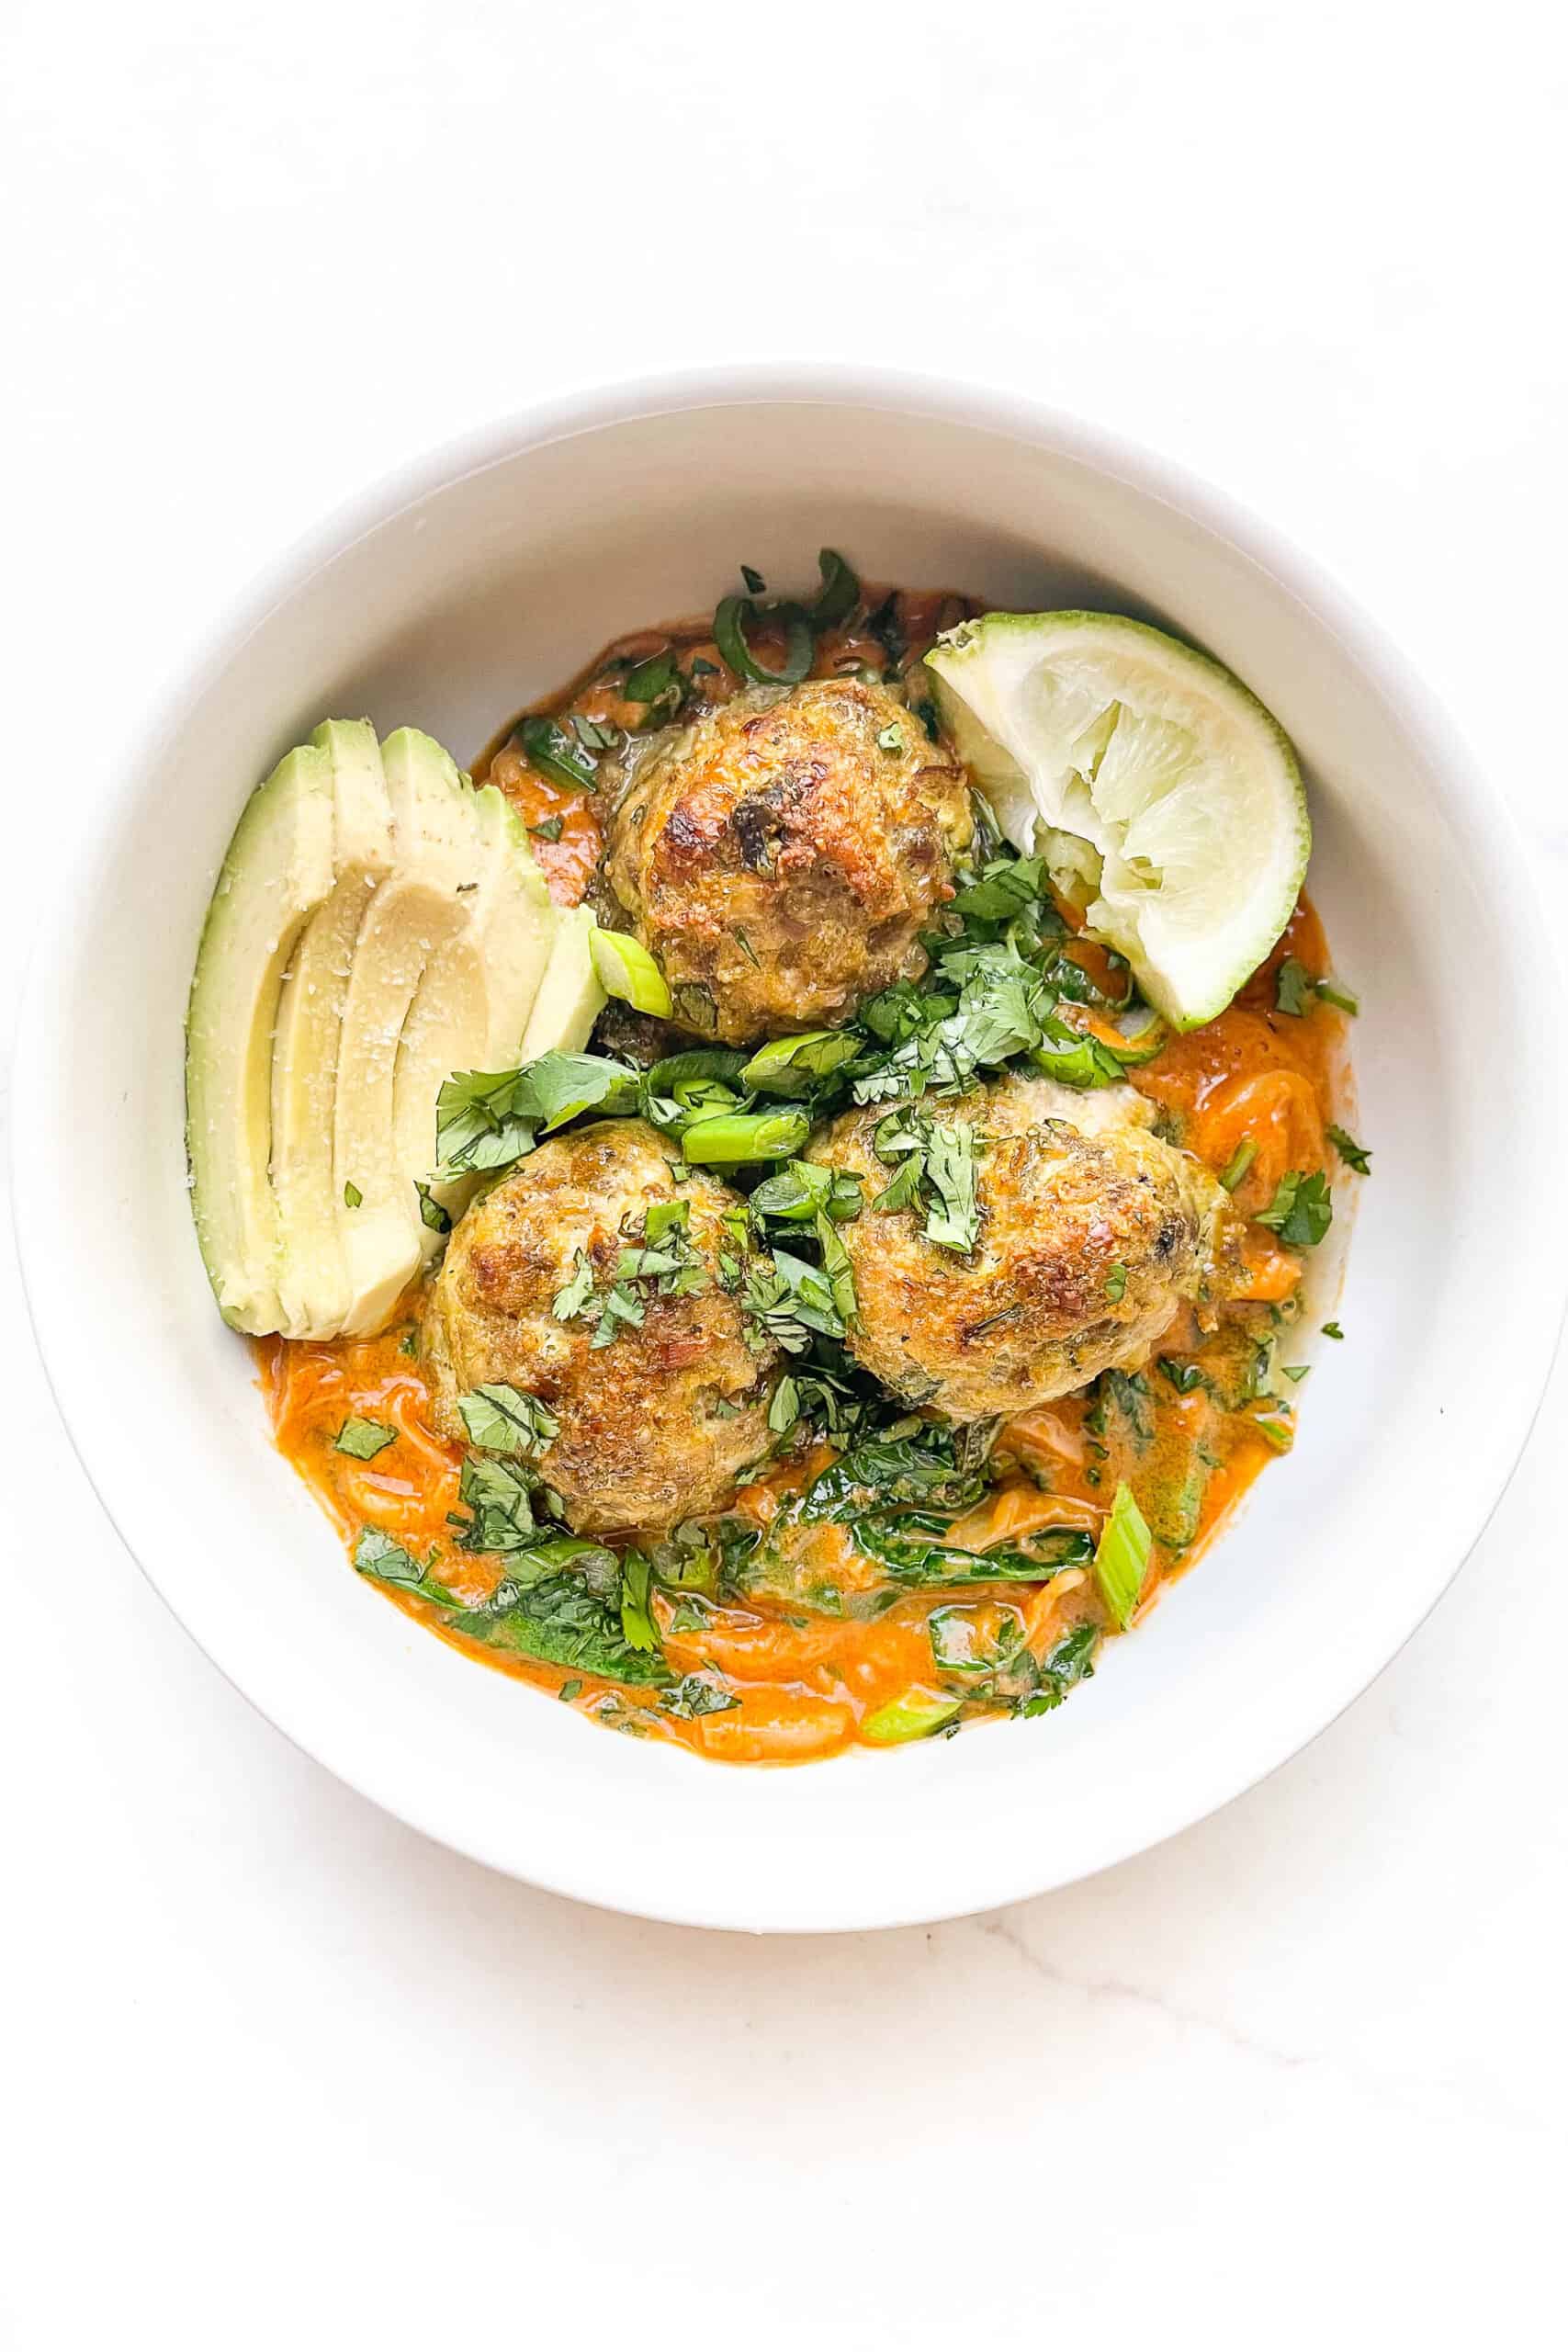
xmin=661 ymin=1674 xmax=740 ymax=1720
xmin=1275 ymin=957 xmax=1314 ymax=1016
xmin=334 ymin=1417 xmax=396 ymax=1461
xmin=552 ymin=1251 xmax=595 ymax=1322
xmin=1255 ymin=1169 xmax=1334 ymax=1247
xmin=1326 ymin=1124 xmax=1371 ymax=1174
xmin=457 ymin=1384 xmax=559 ymax=1459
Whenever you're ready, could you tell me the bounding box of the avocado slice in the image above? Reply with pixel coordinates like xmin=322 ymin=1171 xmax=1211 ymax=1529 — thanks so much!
xmin=270 ymin=720 xmax=395 ymax=1338
xmin=186 ymin=744 xmax=335 ymax=1331
xmin=394 ymin=774 xmax=556 ymax=1248
xmin=520 ymin=903 xmax=607 ymax=1058
xmin=333 ymin=728 xmax=486 ymax=1336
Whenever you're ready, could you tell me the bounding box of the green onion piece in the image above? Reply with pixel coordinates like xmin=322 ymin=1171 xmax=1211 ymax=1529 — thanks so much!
xmin=1314 ymin=978 xmax=1359 ymax=1015
xmin=1103 ymin=1262 xmax=1128 ymax=1303
xmin=1253 ymin=1413 xmax=1294 ymax=1454
xmin=861 ymin=1688 xmax=964 ymax=1746
xmin=518 ymin=716 xmax=596 ymax=792
xmin=590 ymin=928 xmax=673 ymax=1017
xmin=1093 ymin=1481 xmax=1152 ymax=1630
xmin=739 ymin=1030 xmax=861 ymax=1094
xmin=1219 ymin=1136 xmax=1258 ymax=1191
xmin=681 ymin=1109 xmax=811 ymax=1166
xmin=1321 ymin=1320 xmax=1345 ymax=1340
xmin=343 ymin=1180 xmax=362 ymax=1208
xmin=1104 ymin=1008 xmax=1168 ymax=1067
xmin=810 ymin=548 xmax=860 ymax=627
xmin=740 ymin=564 xmax=766 ymax=594
xmin=714 ymin=595 xmax=813 ymax=685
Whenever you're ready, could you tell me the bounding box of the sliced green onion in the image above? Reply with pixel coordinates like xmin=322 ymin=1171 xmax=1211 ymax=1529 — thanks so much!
xmin=1253 ymin=1413 xmax=1294 ymax=1454
xmin=714 ymin=595 xmax=813 ymax=685
xmin=1103 ymin=1007 xmax=1168 ymax=1067
xmin=740 ymin=564 xmax=766 ymax=595
xmin=1219 ymin=1136 xmax=1258 ymax=1191
xmin=519 ymin=716 xmax=596 ymax=792
xmin=740 ymin=1030 xmax=861 ymax=1094
xmin=680 ymin=1109 xmax=811 ymax=1166
xmin=810 ymin=548 xmax=860 ymax=628
xmin=591 ymin=929 xmax=673 ymax=1017
xmin=1093 ymin=1481 xmax=1152 ymax=1630
xmin=1314 ymin=978 xmax=1359 ymax=1015
xmin=862 ymin=1688 xmax=963 ymax=1746
xmin=1321 ymin=1320 xmax=1345 ymax=1340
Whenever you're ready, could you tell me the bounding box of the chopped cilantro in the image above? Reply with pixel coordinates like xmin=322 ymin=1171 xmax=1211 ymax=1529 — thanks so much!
xmin=1326 ymin=1124 xmax=1371 ymax=1174
xmin=334 ymin=1417 xmax=395 ymax=1460
xmin=552 ymin=1250 xmax=595 ymax=1322
xmin=661 ymin=1674 xmax=740 ymax=1720
xmin=1256 ymin=1169 xmax=1333 ymax=1247
xmin=1275 ymin=957 xmax=1314 ymax=1016
xmin=457 ymin=1384 xmax=559 ymax=1459
xmin=414 ymin=1181 xmax=451 ymax=1235
xmin=619 ymin=1549 xmax=659 ymax=1652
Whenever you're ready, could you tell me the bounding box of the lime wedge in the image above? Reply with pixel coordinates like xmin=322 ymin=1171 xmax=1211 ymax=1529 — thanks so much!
xmin=926 ymin=612 xmax=1310 ymax=1028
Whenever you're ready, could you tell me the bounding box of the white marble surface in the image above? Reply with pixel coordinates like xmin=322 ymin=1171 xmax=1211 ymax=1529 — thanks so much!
xmin=3 ymin=5 xmax=1565 ymax=2345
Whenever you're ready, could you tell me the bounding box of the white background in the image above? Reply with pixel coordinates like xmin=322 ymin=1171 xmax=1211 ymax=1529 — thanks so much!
xmin=3 ymin=5 xmax=1565 ymax=2346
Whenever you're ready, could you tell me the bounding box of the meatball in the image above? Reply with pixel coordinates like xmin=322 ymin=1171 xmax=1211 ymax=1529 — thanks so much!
xmin=422 ymin=1120 xmax=776 ymax=1534
xmin=811 ymin=1075 xmax=1237 ymax=1421
xmin=604 ymin=677 xmax=973 ymax=1045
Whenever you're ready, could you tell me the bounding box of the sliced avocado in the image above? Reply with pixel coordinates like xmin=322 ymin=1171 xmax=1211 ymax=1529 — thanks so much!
xmin=269 ymin=720 xmax=394 ymax=1338
xmin=395 ymin=776 xmax=556 ymax=1247
xmin=333 ymin=728 xmax=482 ymax=1336
xmin=186 ymin=744 xmax=335 ymax=1331
xmin=520 ymin=903 xmax=607 ymax=1059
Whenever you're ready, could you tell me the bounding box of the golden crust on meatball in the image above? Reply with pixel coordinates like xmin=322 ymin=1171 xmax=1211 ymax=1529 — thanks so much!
xmin=422 ymin=1121 xmax=776 ymax=1534
xmin=812 ymin=1075 xmax=1238 ymax=1421
xmin=603 ymin=677 xmax=973 ymax=1045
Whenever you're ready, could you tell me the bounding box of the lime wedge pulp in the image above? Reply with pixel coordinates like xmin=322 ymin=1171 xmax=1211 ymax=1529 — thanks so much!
xmin=926 ymin=613 xmax=1310 ymax=1029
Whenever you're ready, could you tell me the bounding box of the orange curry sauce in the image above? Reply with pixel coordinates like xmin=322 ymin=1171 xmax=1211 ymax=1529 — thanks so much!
xmin=257 ymin=592 xmax=1353 ymax=1764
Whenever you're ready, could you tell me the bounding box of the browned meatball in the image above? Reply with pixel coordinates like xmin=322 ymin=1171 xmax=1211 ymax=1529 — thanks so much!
xmin=422 ymin=1121 xmax=776 ymax=1534
xmin=603 ymin=677 xmax=973 ymax=1045
xmin=811 ymin=1075 xmax=1237 ymax=1420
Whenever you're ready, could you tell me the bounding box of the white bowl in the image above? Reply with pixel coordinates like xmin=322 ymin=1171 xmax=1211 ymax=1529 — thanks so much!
xmin=13 ymin=368 xmax=1563 ymax=1933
